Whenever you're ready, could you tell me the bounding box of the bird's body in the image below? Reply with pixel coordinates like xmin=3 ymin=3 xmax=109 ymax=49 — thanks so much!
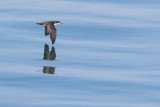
xmin=36 ymin=21 xmax=62 ymax=44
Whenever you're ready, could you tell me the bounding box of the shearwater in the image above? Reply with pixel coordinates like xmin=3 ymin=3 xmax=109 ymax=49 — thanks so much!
xmin=36 ymin=21 xmax=62 ymax=44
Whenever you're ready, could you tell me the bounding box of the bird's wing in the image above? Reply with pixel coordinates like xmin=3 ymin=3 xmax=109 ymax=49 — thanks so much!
xmin=50 ymin=32 xmax=56 ymax=44
xmin=36 ymin=22 xmax=47 ymax=25
xmin=48 ymin=25 xmax=57 ymax=44
xmin=45 ymin=26 xmax=49 ymax=36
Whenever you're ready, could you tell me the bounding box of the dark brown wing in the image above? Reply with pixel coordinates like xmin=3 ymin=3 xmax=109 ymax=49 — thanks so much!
xmin=36 ymin=22 xmax=47 ymax=25
xmin=45 ymin=26 xmax=49 ymax=36
xmin=47 ymin=25 xmax=57 ymax=44
xmin=50 ymin=32 xmax=56 ymax=44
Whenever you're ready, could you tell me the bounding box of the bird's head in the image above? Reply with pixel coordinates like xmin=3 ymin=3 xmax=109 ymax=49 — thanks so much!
xmin=54 ymin=21 xmax=62 ymax=25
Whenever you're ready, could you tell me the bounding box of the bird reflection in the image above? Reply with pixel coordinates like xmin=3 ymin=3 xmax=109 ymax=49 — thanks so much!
xmin=43 ymin=66 xmax=55 ymax=74
xmin=43 ymin=44 xmax=56 ymax=74
xmin=43 ymin=44 xmax=56 ymax=60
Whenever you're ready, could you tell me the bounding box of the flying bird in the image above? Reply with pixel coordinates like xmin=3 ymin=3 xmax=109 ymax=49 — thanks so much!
xmin=36 ymin=21 xmax=62 ymax=44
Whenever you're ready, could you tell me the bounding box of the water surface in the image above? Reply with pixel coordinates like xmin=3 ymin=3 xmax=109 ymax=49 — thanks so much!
xmin=0 ymin=0 xmax=160 ymax=107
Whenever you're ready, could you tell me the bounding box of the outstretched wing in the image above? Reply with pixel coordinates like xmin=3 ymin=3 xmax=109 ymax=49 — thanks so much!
xmin=36 ymin=22 xmax=47 ymax=25
xmin=50 ymin=32 xmax=56 ymax=44
xmin=37 ymin=22 xmax=49 ymax=36
xmin=45 ymin=26 xmax=49 ymax=36
xmin=48 ymin=25 xmax=57 ymax=44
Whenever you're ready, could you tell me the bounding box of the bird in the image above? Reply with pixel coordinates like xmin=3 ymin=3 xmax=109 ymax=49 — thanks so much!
xmin=36 ymin=21 xmax=62 ymax=44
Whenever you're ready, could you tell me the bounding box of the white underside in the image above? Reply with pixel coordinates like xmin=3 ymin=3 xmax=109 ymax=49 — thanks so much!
xmin=54 ymin=23 xmax=61 ymax=25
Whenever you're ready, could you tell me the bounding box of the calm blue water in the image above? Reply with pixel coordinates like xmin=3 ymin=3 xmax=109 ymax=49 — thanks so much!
xmin=0 ymin=0 xmax=160 ymax=107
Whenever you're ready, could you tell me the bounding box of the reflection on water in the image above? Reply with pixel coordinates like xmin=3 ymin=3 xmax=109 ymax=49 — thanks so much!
xmin=43 ymin=66 xmax=55 ymax=74
xmin=43 ymin=44 xmax=56 ymax=60
xmin=43 ymin=44 xmax=56 ymax=74
xmin=1 ymin=0 xmax=160 ymax=106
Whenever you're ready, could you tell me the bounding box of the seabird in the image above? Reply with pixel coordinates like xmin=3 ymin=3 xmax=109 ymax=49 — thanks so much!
xmin=36 ymin=21 xmax=62 ymax=44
